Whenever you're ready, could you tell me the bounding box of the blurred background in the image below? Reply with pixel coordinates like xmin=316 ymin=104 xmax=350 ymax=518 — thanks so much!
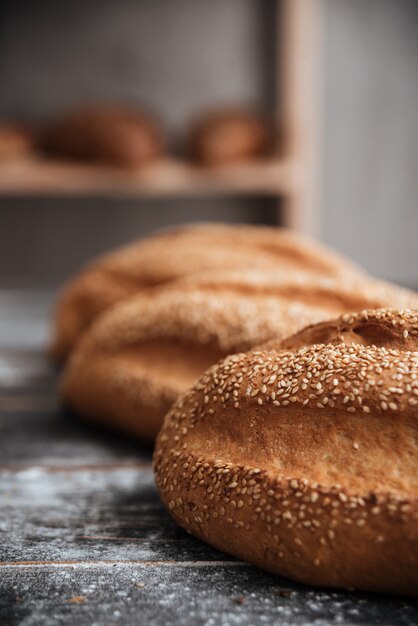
xmin=0 ymin=0 xmax=417 ymax=289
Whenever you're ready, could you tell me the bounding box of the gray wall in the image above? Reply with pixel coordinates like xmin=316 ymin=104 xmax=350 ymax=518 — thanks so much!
xmin=0 ymin=199 xmax=277 ymax=287
xmin=320 ymin=0 xmax=418 ymax=286
xmin=0 ymin=0 xmax=275 ymax=142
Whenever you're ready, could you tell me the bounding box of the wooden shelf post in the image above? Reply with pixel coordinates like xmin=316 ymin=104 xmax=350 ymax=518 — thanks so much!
xmin=278 ymin=0 xmax=322 ymax=236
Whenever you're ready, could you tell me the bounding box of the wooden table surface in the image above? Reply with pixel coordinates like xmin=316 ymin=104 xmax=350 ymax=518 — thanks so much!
xmin=0 ymin=291 xmax=417 ymax=626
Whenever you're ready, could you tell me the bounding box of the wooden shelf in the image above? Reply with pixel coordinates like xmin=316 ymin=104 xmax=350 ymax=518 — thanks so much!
xmin=0 ymin=156 xmax=295 ymax=197
xmin=0 ymin=0 xmax=320 ymax=234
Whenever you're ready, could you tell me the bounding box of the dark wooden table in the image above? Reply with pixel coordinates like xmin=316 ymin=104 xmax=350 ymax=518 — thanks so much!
xmin=1 ymin=291 xmax=417 ymax=626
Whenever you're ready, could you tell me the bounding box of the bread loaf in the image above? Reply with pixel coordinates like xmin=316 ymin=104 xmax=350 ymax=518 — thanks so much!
xmin=51 ymin=223 xmax=366 ymax=361
xmin=189 ymin=110 xmax=272 ymax=165
xmin=154 ymin=309 xmax=418 ymax=596
xmin=44 ymin=104 xmax=163 ymax=167
xmin=60 ymin=273 xmax=418 ymax=442
xmin=0 ymin=122 xmax=35 ymax=160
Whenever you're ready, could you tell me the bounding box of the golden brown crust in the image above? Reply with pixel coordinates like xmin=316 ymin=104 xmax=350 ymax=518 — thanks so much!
xmin=61 ymin=270 xmax=418 ymax=442
xmin=262 ymin=307 xmax=418 ymax=353
xmin=154 ymin=309 xmax=418 ymax=595
xmin=43 ymin=104 xmax=164 ymax=167
xmin=51 ymin=223 xmax=367 ymax=361
xmin=60 ymin=275 xmax=329 ymax=441
xmin=189 ymin=110 xmax=273 ymax=165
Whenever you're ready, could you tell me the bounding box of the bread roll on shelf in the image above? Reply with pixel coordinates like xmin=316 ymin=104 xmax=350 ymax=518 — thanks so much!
xmin=43 ymin=104 xmax=164 ymax=167
xmin=0 ymin=122 xmax=35 ymax=161
xmin=189 ymin=110 xmax=273 ymax=165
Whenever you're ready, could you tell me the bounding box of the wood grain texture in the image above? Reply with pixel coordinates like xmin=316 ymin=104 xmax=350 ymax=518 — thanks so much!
xmin=2 ymin=563 xmax=417 ymax=626
xmin=0 ymin=291 xmax=418 ymax=624
xmin=0 ymin=407 xmax=146 ymax=467
xmin=0 ymin=466 xmax=230 ymax=564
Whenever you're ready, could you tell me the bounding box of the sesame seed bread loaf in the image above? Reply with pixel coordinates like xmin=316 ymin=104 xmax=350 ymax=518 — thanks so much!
xmin=60 ymin=272 xmax=418 ymax=442
xmin=51 ymin=223 xmax=366 ymax=361
xmin=154 ymin=309 xmax=418 ymax=596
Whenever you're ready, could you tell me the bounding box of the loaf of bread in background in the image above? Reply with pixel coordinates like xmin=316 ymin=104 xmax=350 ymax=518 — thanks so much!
xmin=189 ymin=110 xmax=273 ymax=165
xmin=0 ymin=122 xmax=35 ymax=161
xmin=60 ymin=272 xmax=418 ymax=441
xmin=154 ymin=309 xmax=418 ymax=596
xmin=51 ymin=223 xmax=366 ymax=361
xmin=43 ymin=104 xmax=164 ymax=167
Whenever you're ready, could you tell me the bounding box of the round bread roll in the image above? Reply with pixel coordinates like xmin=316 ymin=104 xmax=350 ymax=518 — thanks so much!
xmin=43 ymin=104 xmax=163 ymax=167
xmin=0 ymin=122 xmax=35 ymax=161
xmin=60 ymin=272 xmax=418 ymax=442
xmin=51 ymin=223 xmax=366 ymax=361
xmin=154 ymin=309 xmax=418 ymax=596
xmin=190 ymin=110 xmax=272 ymax=165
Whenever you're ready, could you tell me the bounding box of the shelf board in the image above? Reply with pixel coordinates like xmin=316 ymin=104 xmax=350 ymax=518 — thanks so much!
xmin=0 ymin=156 xmax=294 ymax=197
